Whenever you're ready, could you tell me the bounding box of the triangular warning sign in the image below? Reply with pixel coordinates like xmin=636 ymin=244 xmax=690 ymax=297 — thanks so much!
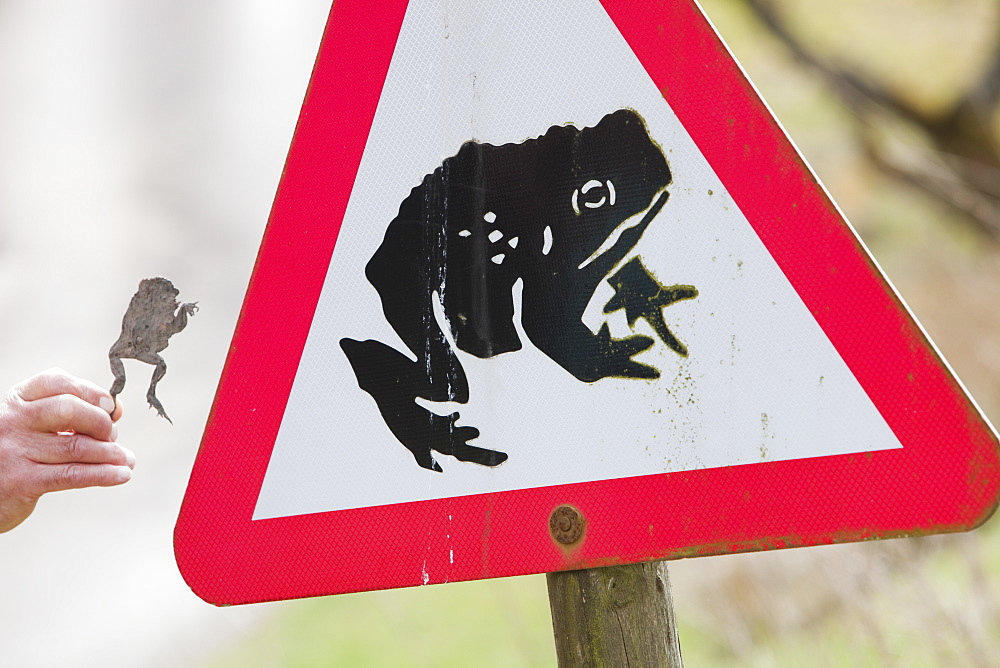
xmin=175 ymin=0 xmax=1000 ymax=605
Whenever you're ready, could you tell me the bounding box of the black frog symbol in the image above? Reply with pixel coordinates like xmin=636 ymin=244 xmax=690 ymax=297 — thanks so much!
xmin=341 ymin=109 xmax=697 ymax=472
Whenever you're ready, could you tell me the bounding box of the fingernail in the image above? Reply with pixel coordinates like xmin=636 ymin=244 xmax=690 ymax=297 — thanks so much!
xmin=121 ymin=447 xmax=136 ymax=469
xmin=117 ymin=466 xmax=132 ymax=482
xmin=110 ymin=424 xmax=119 ymax=442
xmin=100 ymin=396 xmax=115 ymax=414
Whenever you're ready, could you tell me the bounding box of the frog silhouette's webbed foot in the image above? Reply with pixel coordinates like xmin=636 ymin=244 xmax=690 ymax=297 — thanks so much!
xmin=340 ymin=338 xmax=508 ymax=472
xmin=410 ymin=412 xmax=498 ymax=473
xmin=604 ymin=256 xmax=697 ymax=357
xmin=588 ymin=323 xmax=659 ymax=380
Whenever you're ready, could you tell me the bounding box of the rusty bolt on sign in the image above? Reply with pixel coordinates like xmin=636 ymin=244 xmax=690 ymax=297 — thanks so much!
xmin=549 ymin=505 xmax=585 ymax=545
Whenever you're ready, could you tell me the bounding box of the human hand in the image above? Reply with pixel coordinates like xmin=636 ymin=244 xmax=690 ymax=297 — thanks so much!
xmin=0 ymin=368 xmax=133 ymax=533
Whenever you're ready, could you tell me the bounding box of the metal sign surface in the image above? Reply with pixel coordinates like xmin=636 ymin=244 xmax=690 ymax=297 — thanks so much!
xmin=175 ymin=0 xmax=1000 ymax=605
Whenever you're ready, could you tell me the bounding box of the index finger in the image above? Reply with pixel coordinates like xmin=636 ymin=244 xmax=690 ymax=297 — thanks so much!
xmin=14 ymin=368 xmax=117 ymax=416
xmin=23 ymin=393 xmax=116 ymax=441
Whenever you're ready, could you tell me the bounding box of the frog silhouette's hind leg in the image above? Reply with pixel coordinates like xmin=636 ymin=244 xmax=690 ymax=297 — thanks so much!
xmin=340 ymin=338 xmax=507 ymax=472
xmin=135 ymin=351 xmax=172 ymax=424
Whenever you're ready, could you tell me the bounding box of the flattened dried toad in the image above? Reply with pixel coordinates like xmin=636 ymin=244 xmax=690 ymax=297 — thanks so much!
xmin=109 ymin=277 xmax=197 ymax=423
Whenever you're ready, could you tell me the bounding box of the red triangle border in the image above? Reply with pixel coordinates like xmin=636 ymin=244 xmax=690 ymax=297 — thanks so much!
xmin=174 ymin=0 xmax=1000 ymax=605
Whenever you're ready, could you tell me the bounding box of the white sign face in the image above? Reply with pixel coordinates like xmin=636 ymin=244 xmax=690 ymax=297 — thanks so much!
xmin=252 ymin=0 xmax=901 ymax=520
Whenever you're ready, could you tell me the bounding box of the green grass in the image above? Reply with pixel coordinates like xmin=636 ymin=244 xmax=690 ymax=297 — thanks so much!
xmin=206 ymin=575 xmax=558 ymax=667
xmin=205 ymin=524 xmax=1000 ymax=667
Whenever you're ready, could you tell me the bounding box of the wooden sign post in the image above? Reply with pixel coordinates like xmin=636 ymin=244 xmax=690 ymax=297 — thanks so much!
xmin=548 ymin=562 xmax=683 ymax=667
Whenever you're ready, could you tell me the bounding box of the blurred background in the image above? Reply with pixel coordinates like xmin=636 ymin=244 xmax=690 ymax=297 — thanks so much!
xmin=0 ymin=0 xmax=998 ymax=665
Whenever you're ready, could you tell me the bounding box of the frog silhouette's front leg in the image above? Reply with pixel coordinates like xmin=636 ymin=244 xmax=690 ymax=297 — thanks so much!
xmin=520 ymin=191 xmax=668 ymax=382
xmin=521 ymin=299 xmax=658 ymax=382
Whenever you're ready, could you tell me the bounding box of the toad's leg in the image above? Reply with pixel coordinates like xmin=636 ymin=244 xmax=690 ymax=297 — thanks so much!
xmin=168 ymin=302 xmax=198 ymax=337
xmin=135 ymin=350 xmax=171 ymax=423
xmin=109 ymin=354 xmax=126 ymax=401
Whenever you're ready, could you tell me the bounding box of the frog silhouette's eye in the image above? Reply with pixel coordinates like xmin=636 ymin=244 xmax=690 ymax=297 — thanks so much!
xmin=571 ymin=180 xmax=617 ymax=215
